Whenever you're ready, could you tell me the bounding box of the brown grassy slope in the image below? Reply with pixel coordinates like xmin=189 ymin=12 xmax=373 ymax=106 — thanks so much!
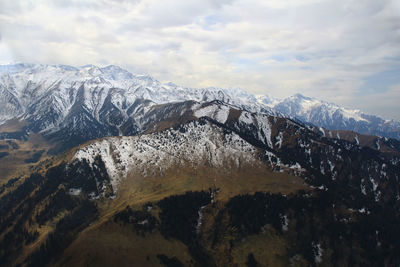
xmin=56 ymin=163 xmax=308 ymax=267
xmin=0 ymin=118 xmax=28 ymax=132
xmin=97 ymin=162 xmax=307 ymax=220
xmin=0 ymin=133 xmax=57 ymax=184
xmin=0 ymin=119 xmax=62 ymax=183
xmin=56 ymin=222 xmax=194 ymax=267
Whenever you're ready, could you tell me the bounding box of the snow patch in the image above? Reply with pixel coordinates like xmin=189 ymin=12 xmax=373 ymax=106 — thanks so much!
xmin=194 ymin=104 xmax=230 ymax=124
xmin=238 ymin=111 xmax=253 ymax=124
xmin=255 ymin=115 xmax=273 ymax=148
xmin=361 ymin=179 xmax=367 ymax=195
xmin=68 ymin=188 xmax=82 ymax=196
xmin=313 ymin=243 xmax=324 ymax=263
xmin=282 ymin=214 xmax=289 ymax=232
xmin=319 ymin=127 xmax=325 ymax=137
xmin=354 ymin=135 xmax=359 ymax=145
xmin=275 ymin=132 xmax=283 ymax=148
xmin=196 ymin=205 xmax=207 ymax=234
xmin=375 ymin=139 xmax=381 ymax=150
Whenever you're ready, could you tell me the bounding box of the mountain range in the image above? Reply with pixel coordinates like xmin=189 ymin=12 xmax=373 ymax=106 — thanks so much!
xmin=0 ymin=63 xmax=399 ymax=266
xmin=0 ymin=63 xmax=399 ymax=154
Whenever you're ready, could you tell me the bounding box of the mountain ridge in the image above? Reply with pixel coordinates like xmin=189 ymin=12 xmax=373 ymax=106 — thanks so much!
xmin=0 ymin=63 xmax=399 ymax=155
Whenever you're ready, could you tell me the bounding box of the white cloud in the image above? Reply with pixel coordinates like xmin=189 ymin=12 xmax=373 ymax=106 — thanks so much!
xmin=0 ymin=40 xmax=15 ymax=64
xmin=0 ymin=0 xmax=399 ymax=119
xmin=350 ymin=84 xmax=400 ymax=120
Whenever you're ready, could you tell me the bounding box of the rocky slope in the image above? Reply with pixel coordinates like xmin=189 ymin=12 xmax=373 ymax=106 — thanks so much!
xmin=68 ymin=100 xmax=400 ymax=197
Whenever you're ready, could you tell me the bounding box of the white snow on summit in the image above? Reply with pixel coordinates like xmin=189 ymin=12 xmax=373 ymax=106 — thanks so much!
xmin=274 ymin=94 xmax=367 ymax=123
xmin=73 ymin=120 xmax=258 ymax=191
xmin=194 ymin=104 xmax=230 ymax=124
xmin=0 ymin=63 xmax=398 ymax=139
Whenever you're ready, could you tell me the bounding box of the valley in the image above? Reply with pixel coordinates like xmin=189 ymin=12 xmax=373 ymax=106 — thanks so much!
xmin=0 ymin=119 xmax=57 ymax=183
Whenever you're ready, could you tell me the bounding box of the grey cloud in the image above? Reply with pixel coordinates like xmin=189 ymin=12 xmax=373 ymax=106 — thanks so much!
xmin=133 ymin=41 xmax=182 ymax=52
xmin=0 ymin=21 xmax=70 ymax=44
xmin=75 ymin=15 xmax=106 ymax=26
xmin=50 ymin=0 xmax=136 ymax=10
xmin=117 ymin=0 xmax=234 ymax=31
xmin=0 ymin=1 xmax=32 ymax=15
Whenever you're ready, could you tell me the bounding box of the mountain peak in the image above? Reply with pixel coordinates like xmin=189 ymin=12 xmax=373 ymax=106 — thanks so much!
xmin=78 ymin=65 xmax=103 ymax=76
xmin=100 ymin=65 xmax=134 ymax=80
xmin=79 ymin=64 xmax=97 ymax=69
xmin=289 ymin=93 xmax=314 ymax=101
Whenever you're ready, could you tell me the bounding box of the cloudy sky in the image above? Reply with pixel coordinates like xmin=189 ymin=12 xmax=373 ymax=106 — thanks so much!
xmin=0 ymin=0 xmax=399 ymax=119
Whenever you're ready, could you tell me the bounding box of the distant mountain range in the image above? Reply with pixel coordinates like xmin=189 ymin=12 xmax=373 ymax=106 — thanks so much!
xmin=269 ymin=94 xmax=400 ymax=140
xmin=0 ymin=63 xmax=398 ymax=148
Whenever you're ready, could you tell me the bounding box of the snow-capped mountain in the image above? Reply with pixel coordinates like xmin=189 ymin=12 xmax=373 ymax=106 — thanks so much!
xmin=0 ymin=63 xmax=399 ymax=151
xmin=272 ymin=94 xmax=400 ymax=139
xmin=71 ymin=100 xmax=400 ymax=198
xmin=0 ymin=63 xmax=276 ymax=150
xmin=0 ymin=63 xmax=273 ymax=124
xmin=74 ymin=118 xmax=259 ymax=193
